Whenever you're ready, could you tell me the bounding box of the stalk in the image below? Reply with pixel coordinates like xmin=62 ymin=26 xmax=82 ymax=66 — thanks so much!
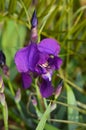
xmin=66 ymin=0 xmax=73 ymax=77
xmin=2 ymin=102 xmax=8 ymax=130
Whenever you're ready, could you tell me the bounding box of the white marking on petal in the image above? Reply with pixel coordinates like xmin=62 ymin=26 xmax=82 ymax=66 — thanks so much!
xmin=42 ymin=72 xmax=51 ymax=81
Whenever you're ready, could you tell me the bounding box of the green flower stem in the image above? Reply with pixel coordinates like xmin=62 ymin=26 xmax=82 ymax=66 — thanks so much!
xmin=2 ymin=102 xmax=8 ymax=130
xmin=35 ymin=78 xmax=44 ymax=112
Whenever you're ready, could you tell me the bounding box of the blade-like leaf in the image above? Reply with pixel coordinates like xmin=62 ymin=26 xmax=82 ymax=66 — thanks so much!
xmin=36 ymin=103 xmax=51 ymax=130
xmin=66 ymin=84 xmax=79 ymax=130
xmin=45 ymin=123 xmax=60 ymax=130
xmin=8 ymin=0 xmax=17 ymax=14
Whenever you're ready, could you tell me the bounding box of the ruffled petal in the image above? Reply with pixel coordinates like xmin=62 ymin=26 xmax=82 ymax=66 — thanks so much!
xmin=14 ymin=46 xmax=29 ymax=72
xmin=22 ymin=73 xmax=32 ymax=89
xmin=38 ymin=38 xmax=60 ymax=56
xmin=40 ymin=79 xmax=54 ymax=98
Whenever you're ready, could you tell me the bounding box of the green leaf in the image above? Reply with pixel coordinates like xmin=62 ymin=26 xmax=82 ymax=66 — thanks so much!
xmin=0 ymin=19 xmax=26 ymax=80
xmin=66 ymin=84 xmax=79 ymax=130
xmin=36 ymin=103 xmax=51 ymax=130
xmin=8 ymin=0 xmax=17 ymax=14
xmin=45 ymin=123 xmax=60 ymax=130
xmin=0 ymin=0 xmax=5 ymax=12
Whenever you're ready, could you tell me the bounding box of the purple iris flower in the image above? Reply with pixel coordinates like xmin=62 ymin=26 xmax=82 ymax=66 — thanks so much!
xmin=14 ymin=10 xmax=62 ymax=98
xmin=14 ymin=38 xmax=62 ymax=98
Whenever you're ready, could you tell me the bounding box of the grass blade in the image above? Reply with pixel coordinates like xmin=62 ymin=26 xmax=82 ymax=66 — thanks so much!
xmin=36 ymin=103 xmax=51 ymax=130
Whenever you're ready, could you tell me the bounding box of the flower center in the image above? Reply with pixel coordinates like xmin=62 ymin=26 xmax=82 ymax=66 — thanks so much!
xmin=42 ymin=62 xmax=48 ymax=68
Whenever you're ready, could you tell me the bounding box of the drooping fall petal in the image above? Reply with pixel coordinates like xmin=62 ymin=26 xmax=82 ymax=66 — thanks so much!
xmin=22 ymin=73 xmax=32 ymax=89
xmin=14 ymin=46 xmax=29 ymax=72
xmin=40 ymin=79 xmax=54 ymax=98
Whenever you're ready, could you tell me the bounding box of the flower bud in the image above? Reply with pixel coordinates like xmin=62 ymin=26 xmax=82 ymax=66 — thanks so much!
xmin=55 ymin=80 xmax=63 ymax=99
xmin=51 ymin=103 xmax=56 ymax=111
xmin=31 ymin=10 xmax=38 ymax=42
xmin=15 ymin=88 xmax=21 ymax=103
xmin=2 ymin=65 xmax=9 ymax=78
xmin=31 ymin=95 xmax=37 ymax=107
xmin=0 ymin=76 xmax=4 ymax=93
xmin=31 ymin=10 xmax=38 ymax=28
xmin=0 ymin=50 xmax=6 ymax=68
xmin=0 ymin=93 xmax=5 ymax=106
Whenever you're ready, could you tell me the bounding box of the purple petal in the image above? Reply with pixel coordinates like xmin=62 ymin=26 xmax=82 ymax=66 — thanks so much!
xmin=35 ymin=52 xmax=49 ymax=74
xmin=14 ymin=43 xmax=39 ymax=72
xmin=40 ymin=79 xmax=54 ymax=98
xmin=35 ymin=65 xmax=47 ymax=74
xmin=38 ymin=38 xmax=60 ymax=56
xmin=38 ymin=52 xmax=49 ymax=65
xmin=14 ymin=46 xmax=29 ymax=72
xmin=27 ymin=43 xmax=39 ymax=71
xmin=22 ymin=73 xmax=32 ymax=89
xmin=42 ymin=69 xmax=53 ymax=81
xmin=48 ymin=56 xmax=63 ymax=70
xmin=53 ymin=57 xmax=63 ymax=69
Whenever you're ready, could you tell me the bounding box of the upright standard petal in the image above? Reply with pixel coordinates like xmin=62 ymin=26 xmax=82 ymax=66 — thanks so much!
xmin=40 ymin=79 xmax=54 ymax=98
xmin=14 ymin=46 xmax=29 ymax=72
xmin=22 ymin=73 xmax=32 ymax=89
xmin=27 ymin=43 xmax=39 ymax=71
xmin=38 ymin=38 xmax=60 ymax=56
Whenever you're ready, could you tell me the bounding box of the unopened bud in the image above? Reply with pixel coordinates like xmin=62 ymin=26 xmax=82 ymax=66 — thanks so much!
xmin=31 ymin=27 xmax=38 ymax=42
xmin=51 ymin=103 xmax=56 ymax=111
xmin=31 ymin=10 xmax=38 ymax=42
xmin=31 ymin=95 xmax=37 ymax=107
xmin=55 ymin=80 xmax=63 ymax=99
xmin=15 ymin=88 xmax=21 ymax=103
xmin=31 ymin=10 xmax=38 ymax=28
xmin=0 ymin=93 xmax=5 ymax=106
xmin=2 ymin=65 xmax=9 ymax=77
xmin=0 ymin=50 xmax=6 ymax=68
xmin=0 ymin=76 xmax=4 ymax=93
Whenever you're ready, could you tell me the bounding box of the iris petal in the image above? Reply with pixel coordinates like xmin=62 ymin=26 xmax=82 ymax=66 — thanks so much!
xmin=14 ymin=43 xmax=39 ymax=72
xmin=22 ymin=73 xmax=32 ymax=89
xmin=28 ymin=43 xmax=39 ymax=71
xmin=14 ymin=46 xmax=29 ymax=72
xmin=40 ymin=79 xmax=54 ymax=98
xmin=54 ymin=57 xmax=63 ymax=69
xmin=48 ymin=56 xmax=63 ymax=70
xmin=42 ymin=69 xmax=53 ymax=81
xmin=38 ymin=38 xmax=60 ymax=56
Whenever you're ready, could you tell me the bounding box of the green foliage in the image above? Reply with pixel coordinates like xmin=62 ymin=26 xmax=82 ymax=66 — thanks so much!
xmin=66 ymin=84 xmax=79 ymax=130
xmin=36 ymin=103 xmax=51 ymax=130
xmin=0 ymin=19 xmax=26 ymax=79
